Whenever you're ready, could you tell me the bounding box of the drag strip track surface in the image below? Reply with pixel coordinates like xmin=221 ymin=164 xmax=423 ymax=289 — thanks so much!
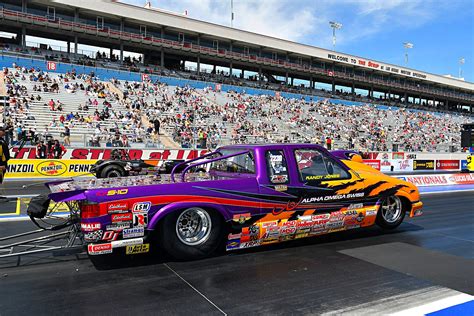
xmin=0 ymin=192 xmax=473 ymax=315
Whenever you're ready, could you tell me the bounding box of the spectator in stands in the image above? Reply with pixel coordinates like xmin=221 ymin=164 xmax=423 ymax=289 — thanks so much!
xmin=153 ymin=118 xmax=160 ymax=135
xmin=112 ymin=134 xmax=124 ymax=147
xmin=63 ymin=126 xmax=71 ymax=146
xmin=326 ymin=137 xmax=332 ymax=150
xmin=49 ymin=99 xmax=55 ymax=111
xmin=36 ymin=141 xmax=47 ymax=159
xmin=51 ymin=140 xmax=66 ymax=159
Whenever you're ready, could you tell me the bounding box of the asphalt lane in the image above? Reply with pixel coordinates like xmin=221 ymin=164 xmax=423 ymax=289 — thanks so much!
xmin=0 ymin=191 xmax=473 ymax=315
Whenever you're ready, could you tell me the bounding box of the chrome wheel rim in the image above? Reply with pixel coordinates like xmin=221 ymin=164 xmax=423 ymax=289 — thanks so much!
xmin=176 ymin=208 xmax=212 ymax=246
xmin=381 ymin=196 xmax=402 ymax=223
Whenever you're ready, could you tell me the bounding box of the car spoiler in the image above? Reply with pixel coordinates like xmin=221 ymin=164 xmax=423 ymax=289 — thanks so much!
xmin=45 ymin=179 xmax=88 ymax=202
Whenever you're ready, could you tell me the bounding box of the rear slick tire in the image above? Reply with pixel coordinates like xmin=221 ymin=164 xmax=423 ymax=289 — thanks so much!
xmin=159 ymin=207 xmax=222 ymax=260
xmin=376 ymin=195 xmax=406 ymax=230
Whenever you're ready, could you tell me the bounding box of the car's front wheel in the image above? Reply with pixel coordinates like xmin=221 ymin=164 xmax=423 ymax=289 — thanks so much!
xmin=376 ymin=195 xmax=406 ymax=229
xmin=159 ymin=207 xmax=223 ymax=260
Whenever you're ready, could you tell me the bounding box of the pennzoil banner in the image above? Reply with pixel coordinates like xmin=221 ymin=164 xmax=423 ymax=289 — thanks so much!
xmin=5 ymin=159 xmax=97 ymax=179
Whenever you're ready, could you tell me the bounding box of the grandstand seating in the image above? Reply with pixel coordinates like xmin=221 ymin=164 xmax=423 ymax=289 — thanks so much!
xmin=1 ymin=59 xmax=471 ymax=153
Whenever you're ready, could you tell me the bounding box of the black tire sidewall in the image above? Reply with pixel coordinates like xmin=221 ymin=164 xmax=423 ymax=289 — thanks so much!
xmin=376 ymin=196 xmax=406 ymax=229
xmin=102 ymin=165 xmax=125 ymax=178
xmin=159 ymin=208 xmax=223 ymax=260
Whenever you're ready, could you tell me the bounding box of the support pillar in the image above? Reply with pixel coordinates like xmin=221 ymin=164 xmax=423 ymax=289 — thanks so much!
xmin=351 ymin=83 xmax=355 ymax=96
xmin=404 ymin=93 xmax=408 ymax=104
xmin=21 ymin=25 xmax=26 ymax=49
xmin=290 ymin=77 xmax=294 ymax=86
xmin=22 ymin=0 xmax=27 ymax=12
xmin=285 ymin=71 xmax=288 ymax=85
xmin=241 ymin=69 xmax=244 ymax=79
xmin=67 ymin=41 xmax=70 ymax=54
xmin=119 ymin=42 xmax=124 ymax=63
xmin=258 ymin=66 xmax=262 ymax=86
xmin=160 ymin=48 xmax=164 ymax=67
xmin=109 ymin=47 xmax=113 ymax=59
xmin=74 ymin=36 xmax=78 ymax=56
xmin=229 ymin=61 xmax=233 ymax=78
xmin=197 ymin=56 xmax=201 ymax=73
xmin=332 ymin=80 xmax=335 ymax=94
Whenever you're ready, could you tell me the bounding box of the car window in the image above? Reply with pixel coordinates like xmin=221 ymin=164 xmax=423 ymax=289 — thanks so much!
xmin=294 ymin=149 xmax=350 ymax=182
xmin=266 ymin=150 xmax=289 ymax=184
xmin=210 ymin=150 xmax=255 ymax=174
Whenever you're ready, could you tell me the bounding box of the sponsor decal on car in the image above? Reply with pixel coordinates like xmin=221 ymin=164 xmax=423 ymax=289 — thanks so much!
xmin=366 ymin=209 xmax=377 ymax=216
xmin=123 ymin=227 xmax=145 ymax=239
xmin=133 ymin=212 xmax=148 ymax=227
xmin=88 ymin=243 xmax=112 ymax=255
xmin=84 ymin=230 xmax=103 ymax=242
xmin=106 ymin=223 xmax=131 ymax=231
xmin=226 ymin=239 xmax=241 ymax=250
xmin=132 ymin=201 xmax=151 ymax=213
xmin=126 ymin=244 xmax=150 ymax=255
xmin=274 ymin=185 xmax=288 ymax=192
xmin=107 ymin=202 xmax=129 ymax=214
xmin=81 ymin=222 xmax=101 ymax=232
xmin=240 ymin=240 xmax=261 ymax=249
xmin=348 ymin=203 xmax=364 ymax=210
xmin=102 ymin=231 xmax=119 ymax=241
xmin=96 ymin=189 xmax=129 ymax=196
xmin=232 ymin=212 xmax=251 ymax=224
xmin=111 ymin=238 xmax=143 ymax=248
xmin=111 ymin=213 xmax=133 ymax=223
xmin=228 ymin=233 xmax=241 ymax=240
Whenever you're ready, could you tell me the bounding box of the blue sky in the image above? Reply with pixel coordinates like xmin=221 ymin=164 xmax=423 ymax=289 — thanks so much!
xmin=123 ymin=0 xmax=474 ymax=82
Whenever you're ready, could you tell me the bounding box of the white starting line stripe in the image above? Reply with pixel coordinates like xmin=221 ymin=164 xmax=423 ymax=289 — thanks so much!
xmin=390 ymin=293 xmax=473 ymax=316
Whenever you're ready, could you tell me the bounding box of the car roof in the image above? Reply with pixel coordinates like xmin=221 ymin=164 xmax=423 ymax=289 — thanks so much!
xmin=219 ymin=143 xmax=327 ymax=151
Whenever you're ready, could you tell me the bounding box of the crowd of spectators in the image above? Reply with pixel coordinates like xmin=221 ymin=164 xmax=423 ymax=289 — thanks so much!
xmin=1 ymin=61 xmax=471 ymax=154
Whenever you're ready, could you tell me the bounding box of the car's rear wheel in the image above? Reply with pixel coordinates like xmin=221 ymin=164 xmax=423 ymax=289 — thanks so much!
xmin=159 ymin=207 xmax=223 ymax=260
xmin=376 ymin=195 xmax=405 ymax=229
xmin=101 ymin=165 xmax=125 ymax=178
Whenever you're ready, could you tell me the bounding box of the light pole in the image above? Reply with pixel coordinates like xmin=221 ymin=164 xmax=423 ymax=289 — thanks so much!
xmin=403 ymin=42 xmax=413 ymax=66
xmin=230 ymin=0 xmax=234 ymax=27
xmin=329 ymin=21 xmax=342 ymax=50
xmin=459 ymin=57 xmax=465 ymax=78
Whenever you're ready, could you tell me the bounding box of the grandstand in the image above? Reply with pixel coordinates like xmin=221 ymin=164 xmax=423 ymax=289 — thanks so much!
xmin=0 ymin=0 xmax=472 ymax=153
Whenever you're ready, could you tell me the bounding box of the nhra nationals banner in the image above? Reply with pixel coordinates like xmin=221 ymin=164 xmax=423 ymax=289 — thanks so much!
xmin=397 ymin=173 xmax=474 ymax=187
xmin=5 ymin=159 xmax=97 ymax=179
xmin=10 ymin=147 xmax=208 ymax=161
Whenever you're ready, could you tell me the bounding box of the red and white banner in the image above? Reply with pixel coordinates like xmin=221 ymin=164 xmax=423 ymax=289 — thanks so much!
xmin=141 ymin=74 xmax=149 ymax=81
xmin=10 ymin=147 xmax=208 ymax=161
xmin=46 ymin=61 xmax=57 ymax=71
xmin=397 ymin=173 xmax=474 ymax=187
xmin=362 ymin=159 xmax=380 ymax=170
xmin=435 ymin=160 xmax=460 ymax=170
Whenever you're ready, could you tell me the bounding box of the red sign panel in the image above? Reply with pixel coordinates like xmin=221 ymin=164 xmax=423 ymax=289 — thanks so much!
xmin=435 ymin=160 xmax=460 ymax=170
xmin=46 ymin=61 xmax=57 ymax=71
xmin=363 ymin=159 xmax=381 ymax=170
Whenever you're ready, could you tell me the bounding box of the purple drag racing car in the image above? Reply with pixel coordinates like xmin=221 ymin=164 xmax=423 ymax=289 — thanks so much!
xmin=39 ymin=144 xmax=422 ymax=260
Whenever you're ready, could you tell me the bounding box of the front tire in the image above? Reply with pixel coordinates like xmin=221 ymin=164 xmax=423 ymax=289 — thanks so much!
xmin=159 ymin=207 xmax=223 ymax=260
xmin=376 ymin=195 xmax=405 ymax=229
